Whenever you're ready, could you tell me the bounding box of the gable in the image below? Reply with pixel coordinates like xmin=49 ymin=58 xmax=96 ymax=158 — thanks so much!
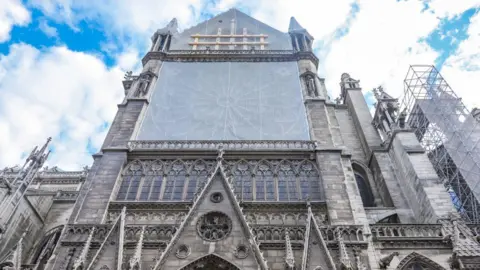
xmin=170 ymin=8 xmax=292 ymax=50
xmin=154 ymin=165 xmax=267 ymax=270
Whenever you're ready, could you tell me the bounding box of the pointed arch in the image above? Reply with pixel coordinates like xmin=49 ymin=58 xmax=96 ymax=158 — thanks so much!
xmin=117 ymin=160 xmax=145 ymax=200
xmin=231 ymin=159 xmax=253 ymax=201
xmin=185 ymin=159 xmax=212 ymax=200
xmin=139 ymin=160 xmax=165 ymax=201
xmin=297 ymin=160 xmax=322 ymax=201
xmin=30 ymin=226 xmax=63 ymax=269
xmin=178 ymin=254 xmax=241 ymax=270
xmin=275 ymin=159 xmax=298 ymax=201
xmin=163 ymin=159 xmax=187 ymax=201
xmin=253 ymin=160 xmax=275 ymax=201
xmin=396 ymin=252 xmax=446 ymax=270
xmin=351 ymin=161 xmax=375 ymax=207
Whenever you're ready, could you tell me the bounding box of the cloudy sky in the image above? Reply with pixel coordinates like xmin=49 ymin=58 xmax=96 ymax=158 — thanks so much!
xmin=0 ymin=0 xmax=479 ymax=170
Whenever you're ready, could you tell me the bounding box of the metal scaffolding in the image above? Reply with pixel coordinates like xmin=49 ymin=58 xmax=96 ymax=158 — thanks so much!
xmin=401 ymin=65 xmax=480 ymax=222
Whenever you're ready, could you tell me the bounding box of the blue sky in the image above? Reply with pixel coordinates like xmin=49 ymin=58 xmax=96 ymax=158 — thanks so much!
xmin=0 ymin=0 xmax=479 ymax=169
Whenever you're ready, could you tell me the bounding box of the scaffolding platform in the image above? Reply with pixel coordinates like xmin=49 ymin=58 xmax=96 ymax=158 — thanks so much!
xmin=401 ymin=65 xmax=480 ymax=222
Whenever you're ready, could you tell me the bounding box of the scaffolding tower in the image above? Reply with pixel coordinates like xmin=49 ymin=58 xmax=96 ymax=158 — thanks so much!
xmin=401 ymin=65 xmax=480 ymax=222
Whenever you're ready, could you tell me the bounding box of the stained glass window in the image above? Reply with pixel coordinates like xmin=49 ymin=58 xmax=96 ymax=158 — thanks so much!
xmin=277 ymin=161 xmax=298 ymax=201
xmin=117 ymin=159 xmax=323 ymax=202
xmin=186 ymin=161 xmax=209 ymax=200
xmin=298 ymin=161 xmax=322 ymax=200
xmin=254 ymin=161 xmax=274 ymax=201
xmin=117 ymin=160 xmax=143 ymax=201
xmin=355 ymin=173 xmax=375 ymax=207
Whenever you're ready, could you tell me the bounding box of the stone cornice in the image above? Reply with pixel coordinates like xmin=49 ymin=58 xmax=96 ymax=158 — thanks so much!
xmin=142 ymin=50 xmax=319 ymax=67
xmin=127 ymin=140 xmax=317 ymax=152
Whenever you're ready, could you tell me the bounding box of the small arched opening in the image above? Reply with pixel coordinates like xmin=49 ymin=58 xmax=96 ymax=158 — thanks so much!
xmin=352 ymin=163 xmax=375 ymax=207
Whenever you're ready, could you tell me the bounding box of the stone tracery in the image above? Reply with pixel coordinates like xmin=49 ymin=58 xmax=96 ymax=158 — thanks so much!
xmin=117 ymin=159 xmax=323 ymax=202
xmin=196 ymin=212 xmax=233 ymax=241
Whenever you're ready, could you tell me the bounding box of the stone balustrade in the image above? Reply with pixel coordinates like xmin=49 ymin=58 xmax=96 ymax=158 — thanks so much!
xmin=127 ymin=140 xmax=316 ymax=152
xmin=370 ymin=224 xmax=444 ymax=239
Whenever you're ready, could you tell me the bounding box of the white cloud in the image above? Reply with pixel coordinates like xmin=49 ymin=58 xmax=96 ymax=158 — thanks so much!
xmin=0 ymin=44 xmax=124 ymax=170
xmin=441 ymin=9 xmax=480 ymax=110
xmin=38 ymin=18 xmax=58 ymax=37
xmin=323 ymin=0 xmax=441 ymax=100
xmin=2 ymin=0 xmax=478 ymax=171
xmin=0 ymin=0 xmax=31 ymax=43
xmin=206 ymin=0 xmax=356 ymax=40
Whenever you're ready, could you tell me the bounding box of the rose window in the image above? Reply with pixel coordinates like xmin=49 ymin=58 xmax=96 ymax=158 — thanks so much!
xmin=196 ymin=212 xmax=232 ymax=241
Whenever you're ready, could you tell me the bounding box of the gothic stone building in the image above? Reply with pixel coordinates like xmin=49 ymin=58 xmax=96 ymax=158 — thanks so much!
xmin=1 ymin=8 xmax=480 ymax=270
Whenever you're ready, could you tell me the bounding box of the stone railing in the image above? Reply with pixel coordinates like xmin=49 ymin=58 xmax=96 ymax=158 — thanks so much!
xmin=168 ymin=49 xmax=296 ymax=55
xmin=370 ymin=224 xmax=444 ymax=240
xmin=251 ymin=225 xmax=365 ymax=243
xmin=127 ymin=140 xmax=316 ymax=152
xmin=62 ymin=224 xmax=177 ymax=243
xmin=37 ymin=170 xmax=87 ymax=178
xmin=142 ymin=49 xmax=319 ymax=66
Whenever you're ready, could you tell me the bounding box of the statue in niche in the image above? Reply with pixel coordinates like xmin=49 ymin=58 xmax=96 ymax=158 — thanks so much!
xmin=134 ymin=74 xmax=152 ymax=97
xmin=305 ymin=74 xmax=317 ymax=97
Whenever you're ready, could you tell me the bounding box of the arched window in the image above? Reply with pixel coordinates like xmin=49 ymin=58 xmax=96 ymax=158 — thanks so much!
xmin=397 ymin=252 xmax=446 ymax=270
xmin=352 ymin=163 xmax=375 ymax=207
xmin=31 ymin=226 xmax=63 ymax=270
xmin=139 ymin=160 xmax=164 ymax=201
xmin=298 ymin=160 xmax=322 ymax=200
xmin=355 ymin=173 xmax=375 ymax=207
xmin=254 ymin=161 xmax=275 ymax=201
xmin=117 ymin=160 xmax=144 ymax=200
xmin=163 ymin=160 xmax=187 ymax=201
xmin=277 ymin=160 xmax=298 ymax=201
xmin=233 ymin=160 xmax=253 ymax=201
xmin=186 ymin=160 xmax=210 ymax=200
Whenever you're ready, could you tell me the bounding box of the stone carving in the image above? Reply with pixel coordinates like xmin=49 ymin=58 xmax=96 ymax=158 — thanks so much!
xmin=234 ymin=244 xmax=249 ymax=259
xmin=175 ymin=244 xmax=191 ymax=259
xmin=142 ymin=49 xmax=319 ymax=67
xmin=127 ymin=140 xmax=316 ymax=151
xmin=210 ymin=192 xmax=223 ymax=203
xmin=117 ymin=158 xmax=323 ymax=202
xmin=378 ymin=251 xmax=398 ymax=269
xmin=196 ymin=212 xmax=232 ymax=241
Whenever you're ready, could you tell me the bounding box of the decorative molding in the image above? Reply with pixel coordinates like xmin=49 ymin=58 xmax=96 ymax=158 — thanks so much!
xmin=196 ymin=211 xmax=232 ymax=241
xmin=175 ymin=244 xmax=191 ymax=259
xmin=395 ymin=252 xmax=446 ymax=270
xmin=142 ymin=50 xmax=319 ymax=67
xmin=127 ymin=140 xmax=316 ymax=152
xmin=234 ymin=244 xmax=249 ymax=259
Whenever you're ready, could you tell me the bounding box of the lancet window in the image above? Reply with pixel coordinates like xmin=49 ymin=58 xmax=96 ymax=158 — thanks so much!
xmin=116 ymin=159 xmax=323 ymax=202
xmin=353 ymin=163 xmax=375 ymax=207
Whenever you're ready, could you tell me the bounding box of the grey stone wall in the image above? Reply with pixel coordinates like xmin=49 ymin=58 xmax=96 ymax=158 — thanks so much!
xmin=345 ymin=90 xmax=382 ymax=155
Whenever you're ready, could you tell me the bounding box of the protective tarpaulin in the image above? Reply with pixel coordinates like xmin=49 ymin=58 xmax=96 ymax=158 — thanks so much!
xmin=137 ymin=62 xmax=310 ymax=140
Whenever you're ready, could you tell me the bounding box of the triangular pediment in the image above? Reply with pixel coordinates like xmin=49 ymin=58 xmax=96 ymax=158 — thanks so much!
xmin=153 ymin=162 xmax=267 ymax=270
xmin=302 ymin=207 xmax=336 ymax=270
xmin=169 ymin=8 xmax=293 ymax=50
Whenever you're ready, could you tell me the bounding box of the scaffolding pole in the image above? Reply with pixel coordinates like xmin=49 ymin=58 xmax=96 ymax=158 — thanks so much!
xmin=401 ymin=65 xmax=480 ymax=222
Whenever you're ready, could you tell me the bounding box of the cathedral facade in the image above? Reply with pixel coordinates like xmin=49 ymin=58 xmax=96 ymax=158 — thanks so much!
xmin=1 ymin=8 xmax=480 ymax=270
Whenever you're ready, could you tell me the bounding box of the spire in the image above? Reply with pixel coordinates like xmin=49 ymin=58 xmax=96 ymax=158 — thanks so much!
xmin=73 ymin=227 xmax=95 ymax=270
xmin=129 ymin=226 xmax=145 ymax=270
xmin=289 ymin=16 xmax=304 ymax=32
xmin=285 ymin=230 xmax=295 ymax=269
xmin=152 ymin=18 xmax=178 ymax=40
xmin=302 ymin=202 xmax=336 ymax=270
xmin=4 ymin=232 xmax=26 ymax=270
xmin=117 ymin=207 xmax=127 ymax=270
